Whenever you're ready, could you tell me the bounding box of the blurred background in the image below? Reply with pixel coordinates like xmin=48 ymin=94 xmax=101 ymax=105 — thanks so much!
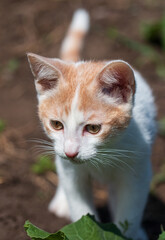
xmin=0 ymin=0 xmax=165 ymax=239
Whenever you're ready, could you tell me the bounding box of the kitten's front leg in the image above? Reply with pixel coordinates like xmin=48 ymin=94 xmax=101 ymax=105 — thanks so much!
xmin=109 ymin=159 xmax=152 ymax=240
xmin=48 ymin=183 xmax=70 ymax=219
xmin=55 ymin=155 xmax=98 ymax=222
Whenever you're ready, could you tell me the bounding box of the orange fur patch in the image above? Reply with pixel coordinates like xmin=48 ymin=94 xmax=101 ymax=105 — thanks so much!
xmin=39 ymin=61 xmax=132 ymax=141
xmin=61 ymin=31 xmax=86 ymax=62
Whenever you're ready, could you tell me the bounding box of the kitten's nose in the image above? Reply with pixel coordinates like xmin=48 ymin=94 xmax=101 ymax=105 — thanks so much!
xmin=65 ymin=152 xmax=78 ymax=158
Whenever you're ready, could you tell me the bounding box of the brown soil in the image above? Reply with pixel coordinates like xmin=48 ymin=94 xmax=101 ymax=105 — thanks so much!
xmin=0 ymin=1 xmax=165 ymax=240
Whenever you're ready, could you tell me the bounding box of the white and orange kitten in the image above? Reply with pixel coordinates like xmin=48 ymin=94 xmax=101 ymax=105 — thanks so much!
xmin=27 ymin=9 xmax=156 ymax=240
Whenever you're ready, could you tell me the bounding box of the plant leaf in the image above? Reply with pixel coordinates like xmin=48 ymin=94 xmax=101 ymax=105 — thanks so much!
xmin=31 ymin=155 xmax=55 ymax=175
xmin=24 ymin=220 xmax=68 ymax=240
xmin=62 ymin=214 xmax=131 ymax=240
xmin=24 ymin=215 xmax=132 ymax=240
xmin=158 ymin=231 xmax=165 ymax=240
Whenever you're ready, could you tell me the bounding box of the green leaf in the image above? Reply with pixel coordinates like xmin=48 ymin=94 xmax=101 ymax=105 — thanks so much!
xmin=24 ymin=220 xmax=68 ymax=240
xmin=158 ymin=231 xmax=165 ymax=240
xmin=158 ymin=225 xmax=165 ymax=240
xmin=24 ymin=215 xmax=132 ymax=240
xmin=119 ymin=220 xmax=130 ymax=235
xmin=62 ymin=214 xmax=131 ymax=240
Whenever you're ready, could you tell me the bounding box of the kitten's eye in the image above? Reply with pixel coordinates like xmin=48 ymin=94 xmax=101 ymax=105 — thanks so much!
xmin=50 ymin=120 xmax=63 ymax=130
xmin=85 ymin=124 xmax=101 ymax=134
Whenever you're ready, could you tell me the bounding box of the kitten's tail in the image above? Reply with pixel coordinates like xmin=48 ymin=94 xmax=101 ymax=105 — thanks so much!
xmin=60 ymin=9 xmax=90 ymax=62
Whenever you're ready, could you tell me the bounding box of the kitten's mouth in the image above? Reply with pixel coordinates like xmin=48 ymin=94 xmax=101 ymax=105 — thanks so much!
xmin=61 ymin=154 xmax=87 ymax=164
xmin=68 ymin=157 xmax=84 ymax=165
xmin=62 ymin=155 xmax=85 ymax=164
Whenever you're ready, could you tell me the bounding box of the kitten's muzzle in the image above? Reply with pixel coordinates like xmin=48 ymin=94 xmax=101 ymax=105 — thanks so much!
xmin=65 ymin=151 xmax=78 ymax=159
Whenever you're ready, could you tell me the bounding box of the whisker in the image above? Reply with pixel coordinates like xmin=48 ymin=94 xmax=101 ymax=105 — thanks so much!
xmin=93 ymin=153 xmax=135 ymax=173
xmin=28 ymin=138 xmax=54 ymax=146
xmin=98 ymin=149 xmax=139 ymax=154
xmin=99 ymin=157 xmax=124 ymax=171
xmin=28 ymin=138 xmax=56 ymax=158
xmin=97 ymin=152 xmax=134 ymax=161
xmin=93 ymin=156 xmax=117 ymax=170
xmin=34 ymin=146 xmax=54 ymax=150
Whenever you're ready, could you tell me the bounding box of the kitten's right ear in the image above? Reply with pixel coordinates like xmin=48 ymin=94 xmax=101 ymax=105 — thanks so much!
xmin=27 ymin=53 xmax=62 ymax=95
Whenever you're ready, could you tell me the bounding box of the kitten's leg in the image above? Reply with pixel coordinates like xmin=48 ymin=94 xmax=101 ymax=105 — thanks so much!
xmin=56 ymin=155 xmax=98 ymax=222
xmin=108 ymin=159 xmax=151 ymax=240
xmin=48 ymin=183 xmax=70 ymax=219
xmin=108 ymin=182 xmax=117 ymax=221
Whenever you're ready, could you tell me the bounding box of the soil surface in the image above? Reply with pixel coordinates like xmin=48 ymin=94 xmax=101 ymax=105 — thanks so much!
xmin=0 ymin=1 xmax=165 ymax=240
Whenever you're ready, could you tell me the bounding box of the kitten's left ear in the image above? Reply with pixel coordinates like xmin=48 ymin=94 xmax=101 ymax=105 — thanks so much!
xmin=97 ymin=61 xmax=136 ymax=104
xmin=27 ymin=53 xmax=63 ymax=95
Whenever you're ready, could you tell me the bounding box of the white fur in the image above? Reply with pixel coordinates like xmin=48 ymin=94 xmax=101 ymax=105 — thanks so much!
xmin=48 ymin=184 xmax=70 ymax=219
xmin=64 ymin=86 xmax=83 ymax=156
xmin=70 ymin=9 xmax=90 ymax=32
xmin=48 ymin=68 xmax=156 ymax=240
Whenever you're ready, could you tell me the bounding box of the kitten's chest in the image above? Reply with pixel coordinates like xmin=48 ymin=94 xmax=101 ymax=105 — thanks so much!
xmin=88 ymin=162 xmax=117 ymax=183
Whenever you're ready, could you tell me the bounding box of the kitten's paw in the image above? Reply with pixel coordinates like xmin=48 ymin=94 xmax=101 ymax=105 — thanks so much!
xmin=127 ymin=228 xmax=148 ymax=240
xmin=135 ymin=229 xmax=148 ymax=240
xmin=48 ymin=199 xmax=70 ymax=219
xmin=48 ymin=191 xmax=70 ymax=219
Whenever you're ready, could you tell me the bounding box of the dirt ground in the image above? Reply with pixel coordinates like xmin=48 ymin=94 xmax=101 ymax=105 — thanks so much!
xmin=0 ymin=0 xmax=165 ymax=240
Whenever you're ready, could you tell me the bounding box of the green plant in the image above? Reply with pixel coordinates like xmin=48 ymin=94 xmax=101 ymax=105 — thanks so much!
xmin=6 ymin=58 xmax=20 ymax=73
xmin=151 ymin=163 xmax=165 ymax=193
xmin=119 ymin=220 xmax=131 ymax=235
xmin=0 ymin=119 xmax=6 ymax=133
xmin=158 ymin=225 xmax=165 ymax=240
xmin=24 ymin=214 xmax=132 ymax=240
xmin=24 ymin=214 xmax=165 ymax=240
xmin=31 ymin=155 xmax=55 ymax=175
xmin=140 ymin=15 xmax=165 ymax=51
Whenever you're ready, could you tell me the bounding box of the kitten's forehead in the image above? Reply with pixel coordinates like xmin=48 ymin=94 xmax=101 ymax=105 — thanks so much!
xmin=64 ymin=85 xmax=84 ymax=132
xmin=39 ymin=61 xmax=105 ymax=114
xmin=62 ymin=62 xmax=105 ymax=121
xmin=60 ymin=61 xmax=105 ymax=86
xmin=39 ymin=61 xmax=131 ymax=136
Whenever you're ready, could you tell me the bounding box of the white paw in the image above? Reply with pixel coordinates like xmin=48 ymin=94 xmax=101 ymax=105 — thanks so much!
xmin=48 ymin=189 xmax=70 ymax=219
xmin=125 ymin=228 xmax=148 ymax=240
xmin=135 ymin=228 xmax=148 ymax=240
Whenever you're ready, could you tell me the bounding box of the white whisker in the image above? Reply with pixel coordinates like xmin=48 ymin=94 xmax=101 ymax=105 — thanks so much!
xmin=28 ymin=138 xmax=55 ymax=157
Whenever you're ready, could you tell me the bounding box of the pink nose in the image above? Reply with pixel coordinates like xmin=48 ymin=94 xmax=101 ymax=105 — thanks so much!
xmin=65 ymin=152 xmax=78 ymax=158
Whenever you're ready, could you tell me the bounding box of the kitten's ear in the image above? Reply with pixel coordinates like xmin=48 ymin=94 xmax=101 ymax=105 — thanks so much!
xmin=97 ymin=61 xmax=135 ymax=104
xmin=27 ymin=53 xmax=62 ymax=95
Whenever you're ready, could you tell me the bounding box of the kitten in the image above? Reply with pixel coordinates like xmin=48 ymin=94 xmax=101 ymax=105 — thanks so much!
xmin=27 ymin=9 xmax=156 ymax=240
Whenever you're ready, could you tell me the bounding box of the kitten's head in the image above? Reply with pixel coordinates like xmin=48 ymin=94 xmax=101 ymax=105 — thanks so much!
xmin=27 ymin=53 xmax=135 ymax=164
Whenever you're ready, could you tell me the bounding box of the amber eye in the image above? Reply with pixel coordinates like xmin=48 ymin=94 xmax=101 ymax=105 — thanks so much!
xmin=50 ymin=120 xmax=63 ymax=130
xmin=85 ymin=124 xmax=101 ymax=134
